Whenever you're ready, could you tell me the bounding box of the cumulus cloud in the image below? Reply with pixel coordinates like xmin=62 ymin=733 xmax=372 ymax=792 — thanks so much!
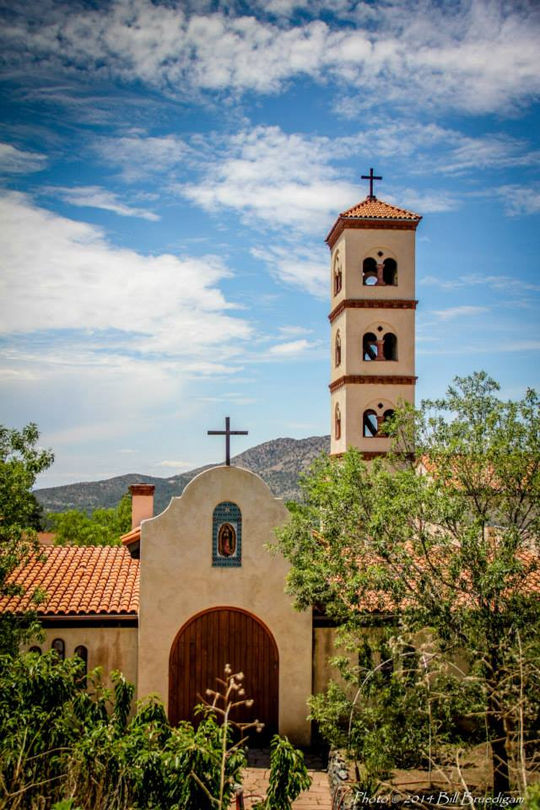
xmin=0 ymin=142 xmax=48 ymax=174
xmin=44 ymin=185 xmax=160 ymax=220
xmin=179 ymin=125 xmax=358 ymax=234
xmin=0 ymin=191 xmax=251 ymax=359
xmin=1 ymin=0 xmax=538 ymax=114
xmin=172 ymin=122 xmax=536 ymax=240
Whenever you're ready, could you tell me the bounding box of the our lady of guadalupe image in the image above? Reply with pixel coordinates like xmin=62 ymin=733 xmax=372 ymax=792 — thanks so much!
xmin=218 ymin=522 xmax=236 ymax=557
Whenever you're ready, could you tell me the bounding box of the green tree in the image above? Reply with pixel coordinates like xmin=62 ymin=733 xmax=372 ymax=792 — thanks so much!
xmin=48 ymin=495 xmax=131 ymax=547
xmin=275 ymin=373 xmax=539 ymax=795
xmin=0 ymin=423 xmax=54 ymax=654
xmin=0 ymin=653 xmax=311 ymax=810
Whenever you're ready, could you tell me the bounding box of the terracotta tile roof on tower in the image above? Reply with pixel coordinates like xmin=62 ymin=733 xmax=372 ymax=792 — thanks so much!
xmin=325 ymin=196 xmax=422 ymax=247
xmin=0 ymin=546 xmax=139 ymax=616
xmin=341 ymin=197 xmax=422 ymax=221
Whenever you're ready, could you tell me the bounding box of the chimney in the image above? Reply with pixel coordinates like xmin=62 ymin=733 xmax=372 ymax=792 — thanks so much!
xmin=129 ymin=484 xmax=155 ymax=530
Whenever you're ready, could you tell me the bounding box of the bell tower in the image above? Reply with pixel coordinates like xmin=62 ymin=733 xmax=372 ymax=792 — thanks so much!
xmin=326 ymin=171 xmax=422 ymax=457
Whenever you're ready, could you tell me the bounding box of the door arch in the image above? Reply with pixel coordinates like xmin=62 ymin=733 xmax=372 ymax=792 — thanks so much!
xmin=168 ymin=606 xmax=279 ymax=737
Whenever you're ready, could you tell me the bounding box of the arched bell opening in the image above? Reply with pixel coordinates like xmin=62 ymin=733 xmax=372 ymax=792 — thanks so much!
xmin=363 ymin=332 xmax=378 ymax=361
xmin=362 ymin=257 xmax=378 ymax=286
xmin=383 ymin=258 xmax=397 ymax=285
xmin=383 ymin=332 xmax=397 ymax=361
xmin=363 ymin=409 xmax=378 ymax=437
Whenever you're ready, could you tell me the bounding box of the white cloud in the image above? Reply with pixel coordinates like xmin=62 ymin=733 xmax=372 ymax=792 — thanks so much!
xmin=268 ymin=339 xmax=315 ymax=355
xmin=94 ymin=133 xmax=190 ymax=181
xmin=421 ymin=274 xmax=540 ymax=294
xmin=156 ymin=459 xmax=194 ymax=469
xmin=388 ymin=188 xmax=457 ymax=214
xmin=0 ymin=191 xmax=251 ymax=360
xmin=0 ymin=142 xmax=47 ymax=174
xmin=179 ymin=125 xmax=357 ymax=234
xmin=433 ymin=306 xmax=489 ymax=321
xmin=278 ymin=326 xmax=312 ymax=337
xmin=252 ymin=243 xmax=328 ymax=298
xmin=2 ymin=1 xmax=538 ymax=114
xmin=490 ymin=185 xmax=540 ymax=217
xmin=176 ymin=122 xmax=537 ymax=237
xmin=44 ymin=185 xmax=160 ymax=220
xmin=340 ymin=123 xmax=538 ymax=175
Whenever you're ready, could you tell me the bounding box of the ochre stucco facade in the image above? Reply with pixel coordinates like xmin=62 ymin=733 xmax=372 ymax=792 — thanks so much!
xmin=25 ymin=626 xmax=138 ymax=688
xmin=137 ymin=465 xmax=313 ymax=744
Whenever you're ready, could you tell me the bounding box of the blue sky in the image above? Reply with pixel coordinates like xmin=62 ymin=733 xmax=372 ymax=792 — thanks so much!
xmin=0 ymin=0 xmax=538 ymax=488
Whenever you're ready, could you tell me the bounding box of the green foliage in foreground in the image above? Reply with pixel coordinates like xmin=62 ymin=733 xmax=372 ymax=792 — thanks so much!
xmin=275 ymin=373 xmax=540 ymax=794
xmin=0 ymin=651 xmax=310 ymax=810
xmin=254 ymin=734 xmax=312 ymax=810
xmin=48 ymin=494 xmax=132 ymax=547
xmin=309 ymin=635 xmax=486 ymax=780
xmin=0 ymin=423 xmax=54 ymax=655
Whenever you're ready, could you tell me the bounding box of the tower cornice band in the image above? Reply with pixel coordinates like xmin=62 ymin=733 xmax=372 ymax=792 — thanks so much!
xmin=330 ymin=375 xmax=418 ymax=393
xmin=329 ymin=299 xmax=417 ymax=323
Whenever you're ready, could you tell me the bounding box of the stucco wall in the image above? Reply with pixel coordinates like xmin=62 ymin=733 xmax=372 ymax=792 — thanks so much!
xmin=329 ymin=226 xmax=417 ymax=456
xmin=330 ymin=228 xmax=416 ymax=302
xmin=138 ymin=465 xmax=313 ymax=745
xmin=24 ymin=626 xmax=138 ymax=688
xmin=331 ymin=307 xmax=415 ymax=384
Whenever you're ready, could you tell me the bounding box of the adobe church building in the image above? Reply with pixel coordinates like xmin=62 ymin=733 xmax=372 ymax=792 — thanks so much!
xmin=1 ymin=176 xmax=422 ymax=745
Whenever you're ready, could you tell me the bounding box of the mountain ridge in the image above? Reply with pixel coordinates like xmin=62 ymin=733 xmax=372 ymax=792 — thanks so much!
xmin=35 ymin=435 xmax=331 ymax=515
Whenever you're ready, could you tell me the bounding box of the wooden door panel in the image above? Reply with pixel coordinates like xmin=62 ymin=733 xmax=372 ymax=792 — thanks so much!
xmin=169 ymin=607 xmax=279 ymax=740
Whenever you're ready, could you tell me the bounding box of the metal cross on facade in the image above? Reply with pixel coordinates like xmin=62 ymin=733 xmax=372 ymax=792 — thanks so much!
xmin=207 ymin=417 xmax=248 ymax=466
xmin=361 ymin=168 xmax=382 ymax=199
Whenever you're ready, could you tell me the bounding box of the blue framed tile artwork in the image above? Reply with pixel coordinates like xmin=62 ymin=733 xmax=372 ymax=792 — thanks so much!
xmin=212 ymin=501 xmax=242 ymax=567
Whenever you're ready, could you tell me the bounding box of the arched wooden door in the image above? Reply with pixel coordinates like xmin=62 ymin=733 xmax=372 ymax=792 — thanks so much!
xmin=169 ymin=607 xmax=279 ymax=739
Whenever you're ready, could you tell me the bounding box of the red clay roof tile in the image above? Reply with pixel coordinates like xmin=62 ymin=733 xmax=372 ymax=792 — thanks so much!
xmin=0 ymin=546 xmax=139 ymax=616
xmin=340 ymin=197 xmax=422 ymax=221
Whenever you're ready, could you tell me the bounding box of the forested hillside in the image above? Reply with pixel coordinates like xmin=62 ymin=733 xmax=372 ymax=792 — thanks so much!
xmin=35 ymin=435 xmax=330 ymax=515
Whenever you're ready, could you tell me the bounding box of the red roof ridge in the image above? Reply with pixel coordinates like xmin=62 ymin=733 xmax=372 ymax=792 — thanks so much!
xmin=341 ymin=196 xmax=422 ymax=221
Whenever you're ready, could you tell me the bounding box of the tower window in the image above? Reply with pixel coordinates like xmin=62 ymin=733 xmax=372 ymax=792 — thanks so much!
xmin=363 ymin=408 xmax=394 ymax=437
xmin=363 ymin=410 xmax=378 ymax=437
xmin=335 ymin=331 xmax=342 ymax=367
xmin=51 ymin=638 xmax=65 ymax=660
xmin=363 ymin=332 xmax=378 ymax=361
xmin=333 ymin=253 xmax=342 ymax=295
xmin=362 ymin=257 xmax=378 ymax=286
xmin=383 ymin=333 xmax=397 ymax=360
xmin=383 ymin=258 xmax=397 ymax=285
xmin=335 ymin=404 xmax=341 ymax=440
xmin=28 ymin=646 xmax=41 ymax=654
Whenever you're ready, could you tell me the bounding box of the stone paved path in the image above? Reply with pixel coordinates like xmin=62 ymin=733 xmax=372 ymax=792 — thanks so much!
xmin=232 ymin=750 xmax=332 ymax=809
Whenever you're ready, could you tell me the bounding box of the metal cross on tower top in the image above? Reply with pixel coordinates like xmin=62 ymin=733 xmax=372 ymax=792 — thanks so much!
xmin=207 ymin=416 xmax=248 ymax=466
xmin=361 ymin=168 xmax=382 ymax=200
